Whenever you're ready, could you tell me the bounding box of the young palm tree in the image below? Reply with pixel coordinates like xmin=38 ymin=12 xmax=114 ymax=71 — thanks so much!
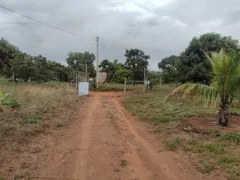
xmin=165 ymin=49 xmax=240 ymax=126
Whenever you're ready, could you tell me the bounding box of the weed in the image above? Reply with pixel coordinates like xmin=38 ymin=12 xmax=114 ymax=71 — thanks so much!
xmin=120 ymin=160 xmax=128 ymax=168
xmin=20 ymin=161 xmax=29 ymax=169
xmin=0 ymin=177 xmax=5 ymax=180
xmin=114 ymin=168 xmax=121 ymax=172
xmin=30 ymin=147 xmax=41 ymax=154
xmin=218 ymin=155 xmax=239 ymax=168
xmin=22 ymin=112 xmax=43 ymax=124
xmin=14 ymin=174 xmax=25 ymax=180
xmin=151 ymin=115 xmax=173 ymax=124
xmin=219 ymin=133 xmax=240 ymax=145
xmin=200 ymin=163 xmax=216 ymax=174
xmin=93 ymin=83 xmax=135 ymax=91
xmin=164 ymin=137 xmax=182 ymax=151
xmin=56 ymin=123 xmax=65 ymax=128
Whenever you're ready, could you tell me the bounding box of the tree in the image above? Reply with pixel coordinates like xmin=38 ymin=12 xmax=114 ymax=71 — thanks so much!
xmin=178 ymin=33 xmax=239 ymax=84
xmin=47 ymin=61 xmax=70 ymax=82
xmin=165 ymin=49 xmax=240 ymax=126
xmin=66 ymin=51 xmax=96 ymax=78
xmin=124 ymin=49 xmax=150 ymax=81
xmin=10 ymin=52 xmax=34 ymax=82
xmin=0 ymin=38 xmax=18 ymax=69
xmin=113 ymin=68 xmax=132 ymax=83
xmin=99 ymin=59 xmax=114 ymax=83
xmin=32 ymin=55 xmax=51 ymax=82
xmin=158 ymin=55 xmax=179 ymax=83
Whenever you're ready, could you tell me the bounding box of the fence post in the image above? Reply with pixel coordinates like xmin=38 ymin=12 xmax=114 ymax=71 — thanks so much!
xmin=124 ymin=78 xmax=126 ymax=96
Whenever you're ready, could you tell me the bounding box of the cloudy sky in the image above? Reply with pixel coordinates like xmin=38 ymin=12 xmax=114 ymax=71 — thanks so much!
xmin=1 ymin=0 xmax=240 ymax=70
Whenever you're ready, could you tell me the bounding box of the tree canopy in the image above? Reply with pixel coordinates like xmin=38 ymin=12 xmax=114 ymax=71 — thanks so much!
xmin=177 ymin=33 xmax=239 ymax=84
xmin=124 ymin=49 xmax=150 ymax=81
xmin=158 ymin=55 xmax=179 ymax=83
xmin=66 ymin=51 xmax=96 ymax=78
xmin=165 ymin=49 xmax=240 ymax=126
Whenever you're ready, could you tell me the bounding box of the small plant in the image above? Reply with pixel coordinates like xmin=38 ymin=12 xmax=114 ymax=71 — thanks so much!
xmin=120 ymin=160 xmax=128 ymax=168
xmin=200 ymin=163 xmax=216 ymax=174
xmin=22 ymin=112 xmax=43 ymax=124
xmin=0 ymin=91 xmax=19 ymax=111
xmin=56 ymin=123 xmax=65 ymax=128
xmin=164 ymin=137 xmax=182 ymax=151
xmin=114 ymin=168 xmax=121 ymax=172
xmin=30 ymin=147 xmax=41 ymax=154
xmin=219 ymin=133 xmax=240 ymax=145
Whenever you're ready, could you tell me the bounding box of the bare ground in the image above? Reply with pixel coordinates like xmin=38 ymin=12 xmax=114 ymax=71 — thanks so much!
xmin=1 ymin=92 xmax=209 ymax=180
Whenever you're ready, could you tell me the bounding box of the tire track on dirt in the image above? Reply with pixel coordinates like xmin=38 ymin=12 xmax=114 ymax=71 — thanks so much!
xmin=109 ymin=96 xmax=201 ymax=180
xmin=74 ymin=95 xmax=98 ymax=180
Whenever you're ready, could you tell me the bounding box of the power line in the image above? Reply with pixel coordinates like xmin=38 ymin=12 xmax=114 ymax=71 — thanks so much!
xmin=0 ymin=4 xmax=94 ymax=39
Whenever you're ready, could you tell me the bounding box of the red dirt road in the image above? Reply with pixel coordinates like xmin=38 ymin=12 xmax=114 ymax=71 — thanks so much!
xmin=33 ymin=92 xmax=204 ymax=180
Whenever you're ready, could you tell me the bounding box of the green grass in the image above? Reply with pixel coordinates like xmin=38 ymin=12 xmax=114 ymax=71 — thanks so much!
xmin=93 ymin=83 xmax=135 ymax=91
xmin=0 ymin=83 xmax=80 ymax=150
xmin=120 ymin=159 xmax=128 ymax=168
xmin=123 ymin=85 xmax=240 ymax=177
xmin=30 ymin=147 xmax=41 ymax=154
xmin=0 ymin=82 xmax=81 ymax=180
xmin=124 ymin=85 xmax=214 ymax=125
xmin=218 ymin=133 xmax=240 ymax=145
xmin=164 ymin=137 xmax=182 ymax=151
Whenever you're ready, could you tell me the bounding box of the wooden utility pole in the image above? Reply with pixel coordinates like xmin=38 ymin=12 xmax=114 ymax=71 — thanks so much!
xmin=143 ymin=67 xmax=146 ymax=93
xmin=96 ymin=36 xmax=99 ymax=88
xmin=85 ymin=64 xmax=88 ymax=81
xmin=124 ymin=78 xmax=127 ymax=96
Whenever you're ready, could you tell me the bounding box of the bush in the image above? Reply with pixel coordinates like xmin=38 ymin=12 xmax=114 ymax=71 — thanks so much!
xmin=0 ymin=91 xmax=19 ymax=111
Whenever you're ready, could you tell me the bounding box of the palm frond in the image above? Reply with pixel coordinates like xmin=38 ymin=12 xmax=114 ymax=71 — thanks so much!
xmin=164 ymin=83 xmax=218 ymax=106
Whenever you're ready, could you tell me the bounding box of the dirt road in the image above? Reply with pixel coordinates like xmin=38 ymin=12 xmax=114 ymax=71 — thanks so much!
xmin=33 ymin=92 xmax=203 ymax=180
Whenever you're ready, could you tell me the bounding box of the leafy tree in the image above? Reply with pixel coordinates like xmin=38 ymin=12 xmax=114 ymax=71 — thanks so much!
xmin=11 ymin=52 xmax=34 ymax=82
xmin=158 ymin=55 xmax=179 ymax=83
xmin=66 ymin=51 xmax=96 ymax=78
xmin=47 ymin=61 xmax=69 ymax=82
xmin=32 ymin=55 xmax=51 ymax=82
xmin=165 ymin=49 xmax=240 ymax=126
xmin=178 ymin=33 xmax=239 ymax=84
xmin=0 ymin=38 xmax=18 ymax=69
xmin=99 ymin=59 xmax=114 ymax=83
xmin=113 ymin=69 xmax=132 ymax=83
xmin=124 ymin=49 xmax=150 ymax=81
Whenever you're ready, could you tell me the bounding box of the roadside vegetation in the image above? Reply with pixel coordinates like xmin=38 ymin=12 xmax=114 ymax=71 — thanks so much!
xmin=124 ymin=86 xmax=240 ymax=179
xmin=0 ymin=81 xmax=79 ymax=147
xmin=124 ymin=32 xmax=240 ymax=179
xmin=0 ymin=80 xmax=81 ymax=179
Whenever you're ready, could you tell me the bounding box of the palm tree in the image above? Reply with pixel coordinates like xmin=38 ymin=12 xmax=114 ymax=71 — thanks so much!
xmin=165 ymin=49 xmax=240 ymax=126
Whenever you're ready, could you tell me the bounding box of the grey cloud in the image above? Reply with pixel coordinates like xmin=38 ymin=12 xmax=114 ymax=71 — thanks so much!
xmin=1 ymin=0 xmax=240 ymax=71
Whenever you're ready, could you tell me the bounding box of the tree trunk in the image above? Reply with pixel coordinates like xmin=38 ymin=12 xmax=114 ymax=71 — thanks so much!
xmin=218 ymin=96 xmax=229 ymax=126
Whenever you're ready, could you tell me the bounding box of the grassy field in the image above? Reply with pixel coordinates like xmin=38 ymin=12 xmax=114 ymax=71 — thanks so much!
xmin=92 ymin=83 xmax=136 ymax=91
xmin=0 ymin=81 xmax=80 ymax=151
xmin=124 ymin=85 xmax=240 ymax=179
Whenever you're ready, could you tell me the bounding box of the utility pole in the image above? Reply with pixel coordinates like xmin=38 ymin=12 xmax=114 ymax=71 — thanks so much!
xmin=85 ymin=64 xmax=88 ymax=81
xmin=143 ymin=67 xmax=146 ymax=93
xmin=124 ymin=78 xmax=127 ymax=96
xmin=96 ymin=36 xmax=99 ymax=88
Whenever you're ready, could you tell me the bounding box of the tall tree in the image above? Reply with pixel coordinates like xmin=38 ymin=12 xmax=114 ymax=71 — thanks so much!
xmin=66 ymin=51 xmax=96 ymax=78
xmin=0 ymin=38 xmax=18 ymax=69
xmin=158 ymin=55 xmax=179 ymax=83
xmin=99 ymin=59 xmax=114 ymax=82
xmin=32 ymin=55 xmax=51 ymax=82
xmin=124 ymin=49 xmax=150 ymax=81
xmin=178 ymin=33 xmax=239 ymax=84
xmin=165 ymin=49 xmax=240 ymax=126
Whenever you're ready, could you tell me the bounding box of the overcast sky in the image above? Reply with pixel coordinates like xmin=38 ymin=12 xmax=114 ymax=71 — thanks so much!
xmin=1 ymin=0 xmax=240 ymax=70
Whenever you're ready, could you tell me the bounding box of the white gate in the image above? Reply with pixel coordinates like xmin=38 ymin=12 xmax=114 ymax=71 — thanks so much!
xmin=78 ymin=82 xmax=89 ymax=96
